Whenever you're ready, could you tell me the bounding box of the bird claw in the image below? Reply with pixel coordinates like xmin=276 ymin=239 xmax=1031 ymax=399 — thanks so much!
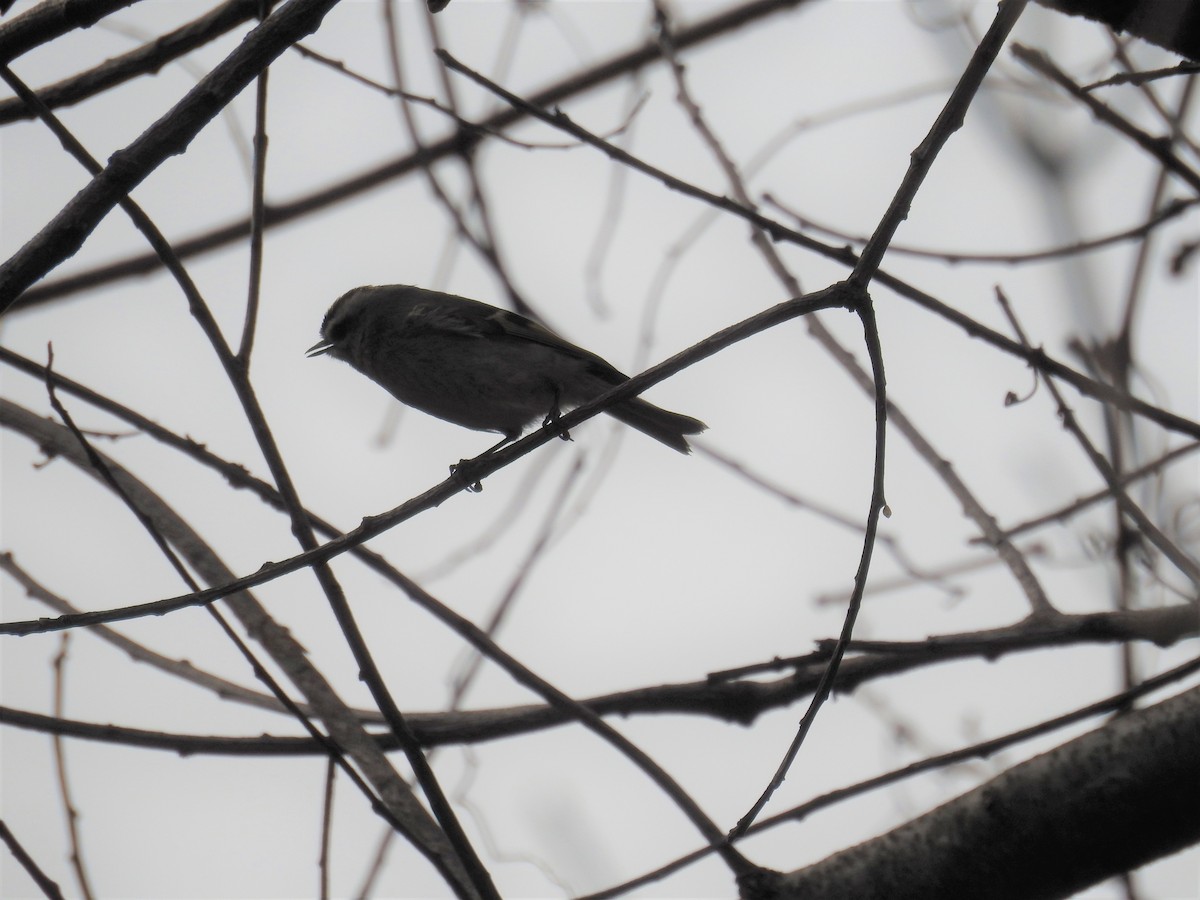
xmin=450 ymin=460 xmax=484 ymax=493
xmin=542 ymin=412 xmax=572 ymax=443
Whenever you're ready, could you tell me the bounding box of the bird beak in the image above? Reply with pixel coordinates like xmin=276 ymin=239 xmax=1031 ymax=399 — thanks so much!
xmin=306 ymin=339 xmax=334 ymax=357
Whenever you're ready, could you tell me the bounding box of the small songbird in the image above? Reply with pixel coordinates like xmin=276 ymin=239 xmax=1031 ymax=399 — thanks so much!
xmin=307 ymin=285 xmax=706 ymax=453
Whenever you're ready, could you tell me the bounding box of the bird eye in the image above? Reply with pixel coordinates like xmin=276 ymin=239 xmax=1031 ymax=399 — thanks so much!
xmin=327 ymin=320 xmax=348 ymax=343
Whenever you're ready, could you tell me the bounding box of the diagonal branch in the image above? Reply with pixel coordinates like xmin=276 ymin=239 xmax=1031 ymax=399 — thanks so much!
xmin=0 ymin=286 xmax=853 ymax=636
xmin=0 ymin=399 xmax=483 ymax=897
xmin=0 ymin=0 xmax=345 ymax=310
xmin=0 ymin=0 xmax=283 ymax=125
xmin=12 ymin=0 xmax=814 ymax=308
xmin=772 ymin=684 xmax=1200 ymax=899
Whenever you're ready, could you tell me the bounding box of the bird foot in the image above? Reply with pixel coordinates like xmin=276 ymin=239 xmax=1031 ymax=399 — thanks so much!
xmin=450 ymin=460 xmax=484 ymax=493
xmin=542 ymin=412 xmax=572 ymax=443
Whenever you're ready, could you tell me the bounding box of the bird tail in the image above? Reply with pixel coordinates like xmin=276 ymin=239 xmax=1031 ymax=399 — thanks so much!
xmin=608 ymin=397 xmax=706 ymax=454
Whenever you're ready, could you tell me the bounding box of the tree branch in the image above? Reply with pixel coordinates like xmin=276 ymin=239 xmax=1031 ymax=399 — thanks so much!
xmin=769 ymin=684 xmax=1200 ymax=900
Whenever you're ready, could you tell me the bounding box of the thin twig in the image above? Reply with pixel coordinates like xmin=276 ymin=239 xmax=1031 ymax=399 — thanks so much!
xmin=1085 ymin=61 xmax=1200 ymax=91
xmin=319 ymin=759 xmax=336 ymax=900
xmin=381 ymin=0 xmax=529 ymax=317
xmin=1108 ymin=36 xmax=1200 ymax=163
xmin=0 ymin=550 xmax=382 ymax=721
xmin=764 ymin=194 xmax=1197 ymax=265
xmin=848 ymin=0 xmax=1030 ymax=287
xmin=1013 ymin=44 xmax=1200 ymax=195
xmin=814 ymin=544 xmax=1047 ymax=607
xmin=51 ymin=634 xmax=95 ymax=900
xmin=237 ymin=36 xmax=270 ymax=361
xmin=0 ymin=0 xmax=282 ymax=125
xmin=447 ymin=457 xmax=585 ymax=709
xmin=0 ymin=819 xmax=66 ymax=900
xmin=997 ymin=289 xmax=1200 ymax=589
xmin=982 ymin=441 xmax=1200 ymax=543
xmin=354 ymin=827 xmax=394 ymax=900
xmin=732 ymin=288 xmax=888 ymax=836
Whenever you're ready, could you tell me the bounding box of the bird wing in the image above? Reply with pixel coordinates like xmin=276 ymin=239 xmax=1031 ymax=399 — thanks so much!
xmin=405 ymin=293 xmax=625 ymax=382
xmin=488 ymin=306 xmax=627 ymax=384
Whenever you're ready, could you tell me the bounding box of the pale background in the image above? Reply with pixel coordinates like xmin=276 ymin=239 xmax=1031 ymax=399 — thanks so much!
xmin=1 ymin=0 xmax=1198 ymax=897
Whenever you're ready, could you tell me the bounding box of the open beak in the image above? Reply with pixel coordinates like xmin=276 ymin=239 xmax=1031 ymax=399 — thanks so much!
xmin=306 ymin=339 xmax=334 ymax=358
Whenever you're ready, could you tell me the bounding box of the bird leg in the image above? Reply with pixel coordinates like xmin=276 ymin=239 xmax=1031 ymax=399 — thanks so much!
xmin=450 ymin=429 xmax=523 ymax=492
xmin=542 ymin=389 xmax=572 ymax=442
xmin=449 ymin=459 xmax=485 ymax=493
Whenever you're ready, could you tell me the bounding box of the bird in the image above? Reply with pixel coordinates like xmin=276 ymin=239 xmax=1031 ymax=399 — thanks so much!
xmin=307 ymin=285 xmax=706 ymax=454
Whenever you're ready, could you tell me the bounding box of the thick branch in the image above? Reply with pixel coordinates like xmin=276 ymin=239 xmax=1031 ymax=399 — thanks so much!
xmin=2 ymin=607 xmax=1193 ymax=755
xmin=0 ymin=0 xmax=138 ymax=64
xmin=765 ymin=684 xmax=1200 ymax=900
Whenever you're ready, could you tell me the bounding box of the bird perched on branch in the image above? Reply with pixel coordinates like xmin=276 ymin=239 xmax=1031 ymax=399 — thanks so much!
xmin=308 ymin=285 xmax=706 ymax=454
